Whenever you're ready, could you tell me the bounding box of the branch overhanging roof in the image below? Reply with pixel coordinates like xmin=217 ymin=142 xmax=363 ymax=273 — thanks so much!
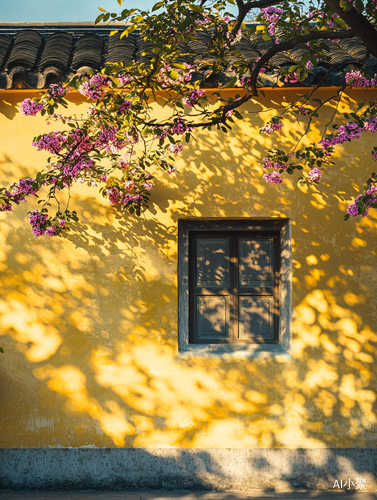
xmin=0 ymin=22 xmax=375 ymax=90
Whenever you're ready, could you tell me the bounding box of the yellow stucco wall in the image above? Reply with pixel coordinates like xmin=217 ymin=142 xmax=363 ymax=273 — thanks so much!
xmin=0 ymin=88 xmax=376 ymax=449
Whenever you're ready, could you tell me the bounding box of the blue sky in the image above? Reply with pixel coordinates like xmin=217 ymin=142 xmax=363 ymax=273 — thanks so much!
xmin=2 ymin=0 xmax=156 ymax=22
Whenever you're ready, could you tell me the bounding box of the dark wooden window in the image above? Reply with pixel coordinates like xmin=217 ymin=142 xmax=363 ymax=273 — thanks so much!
xmin=189 ymin=231 xmax=280 ymax=344
xmin=178 ymin=218 xmax=291 ymax=355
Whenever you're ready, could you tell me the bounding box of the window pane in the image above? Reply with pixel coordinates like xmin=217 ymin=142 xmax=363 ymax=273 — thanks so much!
xmin=196 ymin=238 xmax=230 ymax=286
xmin=196 ymin=296 xmax=229 ymax=338
xmin=238 ymin=296 xmax=274 ymax=340
xmin=239 ymin=238 xmax=273 ymax=286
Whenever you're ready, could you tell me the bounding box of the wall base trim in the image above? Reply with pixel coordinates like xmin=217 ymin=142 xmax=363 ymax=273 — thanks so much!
xmin=1 ymin=448 xmax=376 ymax=492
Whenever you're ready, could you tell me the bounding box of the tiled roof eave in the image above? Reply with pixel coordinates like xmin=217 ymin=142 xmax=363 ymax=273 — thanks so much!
xmin=0 ymin=23 xmax=375 ymax=90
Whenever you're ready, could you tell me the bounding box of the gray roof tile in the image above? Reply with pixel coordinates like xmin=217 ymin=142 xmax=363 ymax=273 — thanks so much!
xmin=0 ymin=23 xmax=375 ymax=90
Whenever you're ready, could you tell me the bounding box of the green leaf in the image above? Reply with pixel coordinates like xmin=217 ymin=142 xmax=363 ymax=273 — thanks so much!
xmin=103 ymin=12 xmax=110 ymax=22
xmin=0 ymin=347 xmax=3 ymax=353
xmin=262 ymin=34 xmax=271 ymax=41
xmin=169 ymin=70 xmax=179 ymax=80
xmin=152 ymin=0 xmax=164 ymax=11
xmin=222 ymin=76 xmax=237 ymax=89
xmin=189 ymin=4 xmax=204 ymax=12
xmin=95 ymin=13 xmax=104 ymax=24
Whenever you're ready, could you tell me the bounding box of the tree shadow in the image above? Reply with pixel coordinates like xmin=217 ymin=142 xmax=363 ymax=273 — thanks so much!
xmin=0 ymin=89 xmax=376 ymax=491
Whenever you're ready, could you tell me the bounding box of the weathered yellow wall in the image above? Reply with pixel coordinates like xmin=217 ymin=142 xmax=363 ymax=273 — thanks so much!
xmin=0 ymin=88 xmax=376 ymax=449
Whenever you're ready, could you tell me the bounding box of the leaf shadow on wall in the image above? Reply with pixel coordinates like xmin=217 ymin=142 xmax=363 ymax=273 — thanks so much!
xmin=0 ymin=91 xmax=377 ymax=489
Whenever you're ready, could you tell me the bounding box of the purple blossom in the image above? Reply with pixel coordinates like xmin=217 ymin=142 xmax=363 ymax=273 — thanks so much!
xmin=263 ymin=172 xmax=283 ymax=184
xmin=171 ymin=118 xmax=188 ymax=135
xmin=347 ymin=185 xmax=377 ymax=217
xmin=20 ymin=99 xmax=44 ymax=116
xmin=28 ymin=210 xmax=48 ymax=237
xmin=106 ymin=187 xmax=119 ymax=205
xmin=118 ymin=74 xmax=133 ymax=86
xmin=0 ymin=204 xmax=12 ymax=212
xmin=119 ymin=100 xmax=133 ymax=113
xmin=182 ymin=89 xmax=205 ymax=108
xmin=284 ymin=72 xmax=299 ymax=83
xmin=345 ymin=70 xmax=376 ymax=88
xmin=260 ymin=7 xmax=283 ymax=36
xmin=79 ymin=75 xmax=111 ymax=100
xmin=32 ymin=132 xmax=66 ymax=154
xmin=120 ymin=194 xmax=143 ymax=204
xmin=308 ymin=168 xmax=322 ymax=183
xmin=143 ymin=182 xmax=153 ymax=191
xmin=261 ymin=121 xmax=283 ymax=134
xmin=168 ymin=143 xmax=183 ymax=154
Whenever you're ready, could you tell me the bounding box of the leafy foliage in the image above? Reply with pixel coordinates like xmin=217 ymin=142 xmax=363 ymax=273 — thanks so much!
xmin=2 ymin=0 xmax=377 ymax=235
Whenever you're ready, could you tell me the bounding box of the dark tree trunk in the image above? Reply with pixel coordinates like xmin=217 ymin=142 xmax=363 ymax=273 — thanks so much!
xmin=325 ymin=0 xmax=377 ymax=57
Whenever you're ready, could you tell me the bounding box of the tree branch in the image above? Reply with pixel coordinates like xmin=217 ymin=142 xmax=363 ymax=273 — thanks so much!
xmin=324 ymin=0 xmax=377 ymax=57
xmin=233 ymin=0 xmax=285 ymax=33
xmin=250 ymin=29 xmax=355 ymax=94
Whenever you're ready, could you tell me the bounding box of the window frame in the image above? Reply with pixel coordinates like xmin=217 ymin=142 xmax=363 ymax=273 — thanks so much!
xmin=178 ymin=218 xmax=292 ymax=358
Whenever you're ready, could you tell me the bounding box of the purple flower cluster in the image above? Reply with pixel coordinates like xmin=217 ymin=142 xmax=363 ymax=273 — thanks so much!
xmin=47 ymin=84 xmax=70 ymax=98
xmin=32 ymin=132 xmax=66 ymax=153
xmin=119 ymin=100 xmax=133 ymax=113
xmin=182 ymin=89 xmax=205 ymax=107
xmin=171 ymin=118 xmax=188 ymax=135
xmin=0 ymin=203 xmax=12 ymax=212
xmin=157 ymin=62 xmax=193 ymax=87
xmin=195 ymin=14 xmax=211 ymax=25
xmin=28 ymin=210 xmax=49 ymax=237
xmin=345 ymin=71 xmax=376 ymax=88
xmin=261 ymin=121 xmax=283 ymax=134
xmin=118 ymin=74 xmax=133 ymax=86
xmin=20 ymin=99 xmax=44 ymax=116
xmin=62 ymin=159 xmax=94 ymax=179
xmin=168 ymin=143 xmax=183 ymax=154
xmin=284 ymin=72 xmax=299 ymax=83
xmin=347 ymin=185 xmax=377 ymax=217
xmin=1 ymin=178 xmax=39 ymax=209
xmin=308 ymin=168 xmax=322 ymax=183
xmin=11 ymin=178 xmax=39 ymax=197
xmin=106 ymin=187 xmax=119 ymax=205
xmin=79 ymin=75 xmax=111 ymax=100
xmin=154 ymin=127 xmax=169 ymax=140
xmin=263 ymin=172 xmax=283 ymax=184
xmin=261 ymin=157 xmax=288 ymax=170
xmin=319 ymin=122 xmax=362 ymax=149
xmin=260 ymin=7 xmax=283 ymax=36
xmin=364 ymin=117 xmax=377 ymax=132
xmin=318 ymin=117 xmax=377 ymax=150
xmin=120 ymin=194 xmax=143 ymax=204
xmin=95 ymin=125 xmax=126 ymax=153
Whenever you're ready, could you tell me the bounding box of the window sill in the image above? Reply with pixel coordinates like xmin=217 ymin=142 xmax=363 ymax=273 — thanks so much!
xmin=177 ymin=343 xmax=292 ymax=360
